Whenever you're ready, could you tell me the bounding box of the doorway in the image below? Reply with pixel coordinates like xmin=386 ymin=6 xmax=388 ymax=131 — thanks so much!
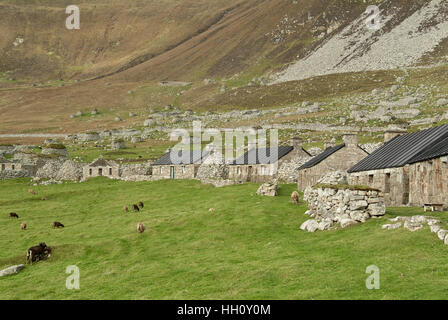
xmin=170 ymin=166 xmax=175 ymax=179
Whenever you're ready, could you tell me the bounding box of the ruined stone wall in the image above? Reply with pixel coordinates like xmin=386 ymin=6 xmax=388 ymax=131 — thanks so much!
xmin=409 ymin=157 xmax=448 ymax=207
xmin=151 ymin=164 xmax=198 ymax=180
xmin=82 ymin=165 xmax=120 ymax=180
xmin=348 ymin=166 xmax=409 ymax=207
xmin=228 ymin=163 xmax=277 ymax=183
xmin=301 ymin=186 xmax=386 ymax=232
xmin=297 ymin=146 xmax=368 ymax=191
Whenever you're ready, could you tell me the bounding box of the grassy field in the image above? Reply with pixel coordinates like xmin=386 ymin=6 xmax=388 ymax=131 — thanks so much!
xmin=1 ymin=178 xmax=448 ymax=299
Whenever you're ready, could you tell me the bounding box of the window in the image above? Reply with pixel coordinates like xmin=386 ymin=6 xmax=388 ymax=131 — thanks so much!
xmin=1 ymin=164 xmax=4 ymax=171
xmin=385 ymin=173 xmax=391 ymax=193
xmin=237 ymin=166 xmax=241 ymax=175
xmin=89 ymin=168 xmax=92 ymax=176
xmin=109 ymin=168 xmax=113 ymax=175
xmin=369 ymin=174 xmax=374 ymax=184
xmin=182 ymin=166 xmax=186 ymax=174
xmin=12 ymin=165 xmax=15 ymax=170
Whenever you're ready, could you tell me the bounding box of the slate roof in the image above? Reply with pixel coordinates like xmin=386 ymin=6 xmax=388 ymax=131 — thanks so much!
xmin=409 ymin=135 xmax=448 ymax=164
xmin=153 ymin=149 xmax=209 ymax=165
xmin=348 ymin=125 xmax=448 ymax=173
xmin=298 ymin=144 xmax=345 ymax=170
xmin=232 ymin=146 xmax=294 ymax=165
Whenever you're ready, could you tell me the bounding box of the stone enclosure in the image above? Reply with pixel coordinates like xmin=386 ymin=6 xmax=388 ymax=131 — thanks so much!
xmin=301 ymin=184 xmax=386 ymax=232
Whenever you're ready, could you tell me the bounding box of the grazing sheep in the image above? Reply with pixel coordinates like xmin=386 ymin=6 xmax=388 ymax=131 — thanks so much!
xmin=9 ymin=212 xmax=19 ymax=219
xmin=28 ymin=189 xmax=36 ymax=195
xmin=52 ymin=221 xmax=64 ymax=228
xmin=137 ymin=222 xmax=146 ymax=234
xmin=138 ymin=201 xmax=144 ymax=209
xmin=41 ymin=197 xmax=47 ymax=201
xmin=21 ymin=222 xmax=27 ymax=230
xmin=209 ymin=208 xmax=215 ymax=212
xmin=291 ymin=191 xmax=300 ymax=205
xmin=132 ymin=204 xmax=140 ymax=212
xmin=123 ymin=205 xmax=129 ymax=213
xmin=26 ymin=242 xmax=47 ymax=265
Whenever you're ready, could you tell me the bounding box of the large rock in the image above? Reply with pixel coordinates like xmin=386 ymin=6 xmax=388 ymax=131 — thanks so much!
xmin=0 ymin=264 xmax=24 ymax=277
xmin=300 ymin=219 xmax=320 ymax=232
xmin=340 ymin=218 xmax=357 ymax=228
xmin=257 ymin=181 xmax=278 ymax=197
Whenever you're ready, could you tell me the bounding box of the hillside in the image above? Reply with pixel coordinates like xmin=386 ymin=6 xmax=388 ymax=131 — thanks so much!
xmin=1 ymin=178 xmax=448 ymax=299
xmin=0 ymin=0 xmax=447 ymax=138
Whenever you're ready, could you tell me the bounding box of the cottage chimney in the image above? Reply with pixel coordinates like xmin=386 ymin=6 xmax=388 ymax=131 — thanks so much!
xmin=290 ymin=137 xmax=303 ymax=150
xmin=384 ymin=128 xmax=407 ymax=142
xmin=343 ymin=133 xmax=358 ymax=147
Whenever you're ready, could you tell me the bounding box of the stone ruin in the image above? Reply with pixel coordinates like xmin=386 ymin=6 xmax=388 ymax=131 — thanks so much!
xmin=300 ymin=171 xmax=386 ymax=232
xmin=382 ymin=215 xmax=448 ymax=246
xmin=257 ymin=180 xmax=278 ymax=196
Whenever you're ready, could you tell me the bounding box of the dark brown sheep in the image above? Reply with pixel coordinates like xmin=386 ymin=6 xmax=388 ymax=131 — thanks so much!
xmin=52 ymin=221 xmax=64 ymax=228
xmin=26 ymin=242 xmax=47 ymax=265
xmin=138 ymin=201 xmax=144 ymax=209
xmin=132 ymin=204 xmax=140 ymax=212
xmin=9 ymin=212 xmax=19 ymax=219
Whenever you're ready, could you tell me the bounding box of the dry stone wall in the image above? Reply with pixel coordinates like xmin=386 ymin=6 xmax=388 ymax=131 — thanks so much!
xmin=301 ymin=185 xmax=386 ymax=232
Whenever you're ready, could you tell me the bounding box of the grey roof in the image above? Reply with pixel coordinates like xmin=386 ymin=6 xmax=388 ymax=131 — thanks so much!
xmin=153 ymin=149 xmax=208 ymax=165
xmin=298 ymin=144 xmax=345 ymax=170
xmin=348 ymin=125 xmax=448 ymax=173
xmin=409 ymin=135 xmax=448 ymax=164
xmin=232 ymin=146 xmax=294 ymax=165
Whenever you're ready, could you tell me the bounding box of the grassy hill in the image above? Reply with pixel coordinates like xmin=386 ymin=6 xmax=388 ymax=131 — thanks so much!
xmin=1 ymin=178 xmax=448 ymax=299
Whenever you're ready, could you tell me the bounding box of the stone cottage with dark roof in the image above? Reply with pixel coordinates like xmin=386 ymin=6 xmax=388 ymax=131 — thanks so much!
xmin=297 ymin=134 xmax=369 ymax=191
xmin=82 ymin=156 xmax=120 ymax=180
xmin=348 ymin=125 xmax=448 ymax=207
xmin=151 ymin=149 xmax=209 ymax=180
xmin=228 ymin=137 xmax=312 ymax=183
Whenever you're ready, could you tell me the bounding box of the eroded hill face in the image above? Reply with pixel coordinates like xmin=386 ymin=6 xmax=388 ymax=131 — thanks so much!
xmin=0 ymin=0 xmax=448 ymax=135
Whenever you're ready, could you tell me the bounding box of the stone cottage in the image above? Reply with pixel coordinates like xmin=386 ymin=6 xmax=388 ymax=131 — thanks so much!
xmin=83 ymin=156 xmax=120 ymax=180
xmin=151 ymin=149 xmax=209 ymax=180
xmin=228 ymin=137 xmax=311 ymax=183
xmin=297 ymin=134 xmax=369 ymax=190
xmin=348 ymin=125 xmax=448 ymax=207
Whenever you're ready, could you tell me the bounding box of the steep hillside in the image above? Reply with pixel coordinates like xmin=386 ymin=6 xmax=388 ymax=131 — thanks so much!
xmin=1 ymin=0 xmax=448 ymax=135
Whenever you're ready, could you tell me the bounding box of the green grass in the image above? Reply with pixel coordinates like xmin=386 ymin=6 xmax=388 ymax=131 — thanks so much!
xmin=1 ymin=178 xmax=448 ymax=299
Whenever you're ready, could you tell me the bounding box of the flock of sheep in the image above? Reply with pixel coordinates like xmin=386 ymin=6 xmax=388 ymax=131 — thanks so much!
xmin=8 ymin=186 xmax=300 ymax=266
xmin=7 ymin=188 xmax=148 ymax=266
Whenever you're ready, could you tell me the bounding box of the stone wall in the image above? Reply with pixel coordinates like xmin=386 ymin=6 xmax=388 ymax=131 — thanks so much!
xmin=297 ymin=145 xmax=368 ymax=191
xmin=82 ymin=165 xmax=120 ymax=180
xmin=348 ymin=166 xmax=409 ymax=207
xmin=152 ymin=164 xmax=198 ymax=180
xmin=228 ymin=163 xmax=277 ymax=183
xmin=120 ymin=164 xmax=152 ymax=177
xmin=409 ymin=157 xmax=448 ymax=207
xmin=301 ymin=185 xmax=386 ymax=232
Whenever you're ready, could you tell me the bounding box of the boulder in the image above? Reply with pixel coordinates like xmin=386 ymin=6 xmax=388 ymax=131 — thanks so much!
xmin=437 ymin=229 xmax=448 ymax=241
xmin=340 ymin=218 xmax=357 ymax=228
xmin=382 ymin=222 xmax=402 ymax=230
xmin=257 ymin=181 xmax=278 ymax=197
xmin=0 ymin=264 xmax=25 ymax=277
xmin=300 ymin=219 xmax=319 ymax=233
